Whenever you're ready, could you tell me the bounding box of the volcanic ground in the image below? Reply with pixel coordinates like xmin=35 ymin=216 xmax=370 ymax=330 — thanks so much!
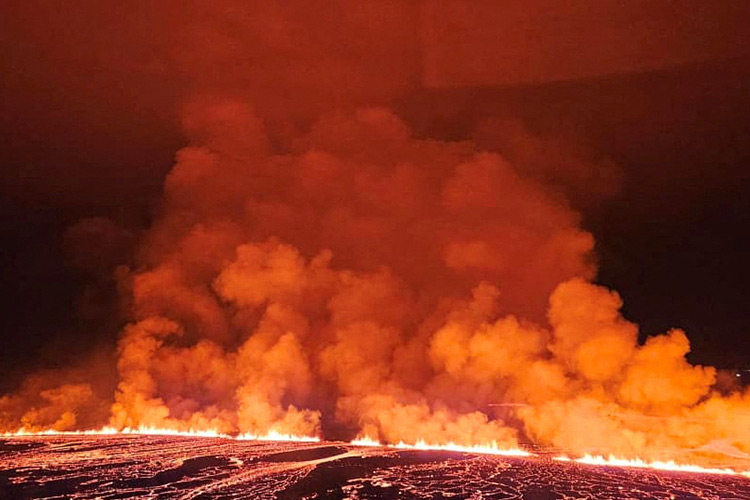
xmin=2 ymin=435 xmax=750 ymax=499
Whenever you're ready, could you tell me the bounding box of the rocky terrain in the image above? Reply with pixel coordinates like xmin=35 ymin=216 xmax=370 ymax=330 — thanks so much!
xmin=2 ymin=435 xmax=749 ymax=499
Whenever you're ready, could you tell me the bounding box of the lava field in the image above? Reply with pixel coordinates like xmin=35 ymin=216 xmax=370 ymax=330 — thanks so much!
xmin=1 ymin=435 xmax=749 ymax=499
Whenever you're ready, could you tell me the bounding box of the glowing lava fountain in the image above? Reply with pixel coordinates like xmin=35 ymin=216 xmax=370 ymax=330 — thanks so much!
xmin=236 ymin=430 xmax=320 ymax=442
xmin=392 ymin=439 xmax=533 ymax=457
xmin=555 ymin=454 xmax=750 ymax=478
xmin=1 ymin=426 xmax=318 ymax=442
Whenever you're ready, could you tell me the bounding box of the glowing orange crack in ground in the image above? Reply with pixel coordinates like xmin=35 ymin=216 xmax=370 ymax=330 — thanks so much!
xmin=391 ymin=438 xmax=533 ymax=457
xmin=349 ymin=435 xmax=381 ymax=447
xmin=5 ymin=428 xmax=750 ymax=479
xmin=1 ymin=426 xmax=318 ymax=442
xmin=236 ymin=430 xmax=320 ymax=442
xmin=348 ymin=435 xmax=531 ymax=456
xmin=553 ymin=453 xmax=750 ymax=478
xmin=348 ymin=435 xmax=750 ymax=479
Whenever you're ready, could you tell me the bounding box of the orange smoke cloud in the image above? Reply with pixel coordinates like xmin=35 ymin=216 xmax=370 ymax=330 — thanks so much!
xmin=2 ymin=96 xmax=749 ymax=463
xmin=0 ymin=351 xmax=112 ymax=432
xmin=98 ymin=100 xmax=596 ymax=445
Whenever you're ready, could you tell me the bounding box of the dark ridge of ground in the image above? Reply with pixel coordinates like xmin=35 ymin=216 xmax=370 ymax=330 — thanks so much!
xmin=127 ymin=455 xmax=233 ymax=487
xmin=0 ymin=441 xmax=44 ymax=452
xmin=276 ymin=452 xmax=473 ymax=499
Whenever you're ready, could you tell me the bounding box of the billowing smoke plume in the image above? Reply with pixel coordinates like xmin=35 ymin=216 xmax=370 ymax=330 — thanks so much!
xmin=6 ymin=97 xmax=749 ymax=459
xmin=109 ymin=99 xmax=596 ymax=447
xmin=3 ymin=1 xmax=750 ymax=462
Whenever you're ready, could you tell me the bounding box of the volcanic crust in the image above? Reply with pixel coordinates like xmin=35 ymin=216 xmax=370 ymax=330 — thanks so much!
xmin=2 ymin=435 xmax=750 ymax=499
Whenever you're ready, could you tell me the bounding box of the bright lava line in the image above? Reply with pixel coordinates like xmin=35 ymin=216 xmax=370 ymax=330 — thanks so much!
xmin=348 ymin=436 xmax=532 ymax=457
xmin=1 ymin=426 xmax=319 ymax=442
xmin=349 ymin=435 xmax=382 ymax=447
xmin=554 ymin=453 xmax=750 ymax=478
xmin=236 ymin=430 xmax=320 ymax=442
xmin=393 ymin=439 xmax=533 ymax=457
xmin=7 ymin=428 xmax=750 ymax=479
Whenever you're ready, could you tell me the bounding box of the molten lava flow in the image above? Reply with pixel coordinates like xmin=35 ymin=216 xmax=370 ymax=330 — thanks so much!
xmin=0 ymin=426 xmax=229 ymax=439
xmin=392 ymin=439 xmax=533 ymax=457
xmin=236 ymin=430 xmax=320 ymax=442
xmin=1 ymin=427 xmax=120 ymax=437
xmin=554 ymin=454 xmax=750 ymax=478
xmin=7 ymin=427 xmax=750 ymax=480
xmin=1 ymin=426 xmax=320 ymax=442
xmin=119 ymin=426 xmax=230 ymax=438
xmin=350 ymin=435 xmax=382 ymax=447
xmin=348 ymin=435 xmax=531 ymax=456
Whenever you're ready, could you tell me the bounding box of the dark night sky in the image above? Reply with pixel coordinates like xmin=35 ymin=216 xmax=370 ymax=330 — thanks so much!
xmin=1 ymin=1 xmax=749 ymax=391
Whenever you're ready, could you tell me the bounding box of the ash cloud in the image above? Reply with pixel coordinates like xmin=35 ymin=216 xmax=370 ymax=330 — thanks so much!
xmin=2 ymin=1 xmax=750 ymax=459
xmin=105 ymin=100 xmax=594 ymax=444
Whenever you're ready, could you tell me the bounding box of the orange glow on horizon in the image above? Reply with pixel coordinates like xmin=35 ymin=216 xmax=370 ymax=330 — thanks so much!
xmin=349 ymin=435 xmax=382 ymax=447
xmin=391 ymin=439 xmax=532 ymax=457
xmin=236 ymin=430 xmax=320 ymax=442
xmin=1 ymin=426 xmax=319 ymax=442
xmin=348 ymin=435 xmax=531 ymax=456
xmin=554 ymin=453 xmax=750 ymax=478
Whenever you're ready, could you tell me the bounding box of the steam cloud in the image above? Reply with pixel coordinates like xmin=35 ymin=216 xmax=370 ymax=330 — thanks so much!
xmin=2 ymin=1 xmax=750 ymax=461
